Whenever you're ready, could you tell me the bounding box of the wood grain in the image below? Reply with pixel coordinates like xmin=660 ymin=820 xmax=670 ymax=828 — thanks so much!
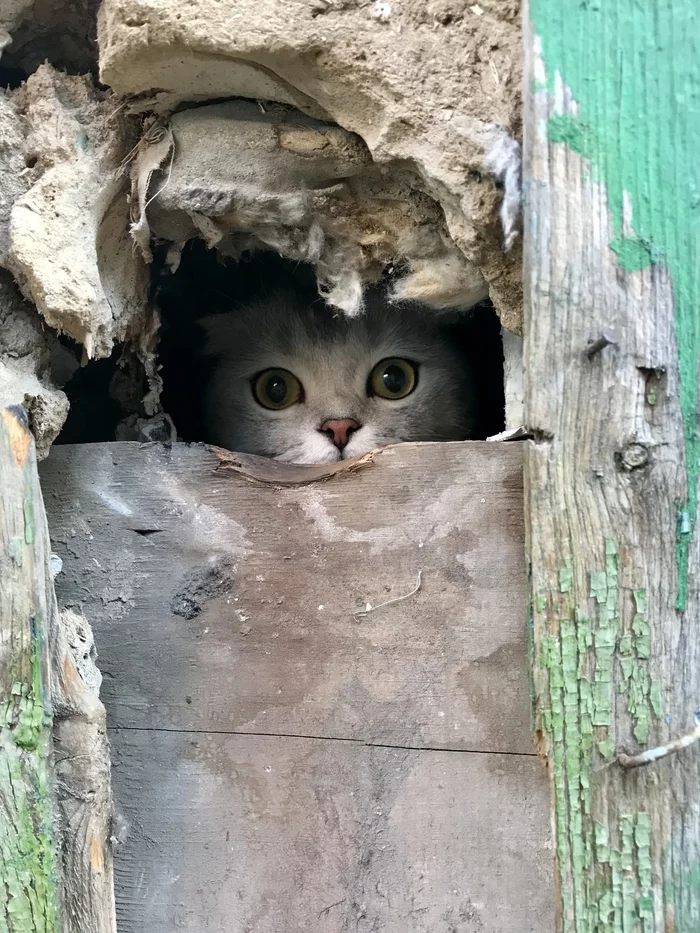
xmin=524 ymin=7 xmax=700 ymax=930
xmin=112 ymin=730 xmax=551 ymax=933
xmin=42 ymin=440 xmax=530 ymax=754
xmin=41 ymin=439 xmax=554 ymax=932
xmin=0 ymin=406 xmax=116 ymax=933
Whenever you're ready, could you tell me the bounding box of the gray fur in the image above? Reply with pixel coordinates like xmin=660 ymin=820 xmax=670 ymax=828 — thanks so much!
xmin=201 ymin=291 xmax=475 ymax=463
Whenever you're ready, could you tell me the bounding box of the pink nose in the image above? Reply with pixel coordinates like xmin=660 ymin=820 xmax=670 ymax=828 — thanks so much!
xmin=319 ymin=418 xmax=360 ymax=451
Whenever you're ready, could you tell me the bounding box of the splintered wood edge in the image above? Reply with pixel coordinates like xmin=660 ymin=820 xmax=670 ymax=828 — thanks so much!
xmin=210 ymin=440 xmax=519 ymax=486
xmin=210 ymin=446 xmax=376 ymax=485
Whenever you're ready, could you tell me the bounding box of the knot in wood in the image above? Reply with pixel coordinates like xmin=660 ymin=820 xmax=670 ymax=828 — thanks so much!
xmin=617 ymin=442 xmax=650 ymax=472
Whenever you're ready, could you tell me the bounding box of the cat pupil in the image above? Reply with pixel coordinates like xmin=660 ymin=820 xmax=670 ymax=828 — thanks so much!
xmin=267 ymin=375 xmax=287 ymax=404
xmin=383 ymin=364 xmax=406 ymax=394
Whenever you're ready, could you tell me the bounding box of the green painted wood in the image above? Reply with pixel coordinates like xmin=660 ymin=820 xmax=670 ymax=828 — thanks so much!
xmin=524 ymin=3 xmax=700 ymax=932
xmin=0 ymin=407 xmax=62 ymax=932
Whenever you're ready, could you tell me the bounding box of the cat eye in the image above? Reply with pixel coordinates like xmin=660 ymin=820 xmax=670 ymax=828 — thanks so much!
xmin=368 ymin=358 xmax=417 ymax=400
xmin=252 ymin=368 xmax=303 ymax=410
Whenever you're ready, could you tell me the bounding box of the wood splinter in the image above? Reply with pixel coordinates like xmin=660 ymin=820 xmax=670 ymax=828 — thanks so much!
xmin=618 ymin=710 xmax=700 ymax=769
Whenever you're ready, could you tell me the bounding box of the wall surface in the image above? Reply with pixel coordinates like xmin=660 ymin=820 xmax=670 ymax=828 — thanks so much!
xmin=0 ymin=1 xmax=524 ymax=454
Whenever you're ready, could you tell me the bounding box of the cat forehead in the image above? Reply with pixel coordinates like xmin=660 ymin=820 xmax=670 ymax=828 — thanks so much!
xmin=203 ymin=293 xmax=450 ymax=363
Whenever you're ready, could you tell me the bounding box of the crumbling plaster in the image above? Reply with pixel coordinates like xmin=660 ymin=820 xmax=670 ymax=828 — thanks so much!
xmin=0 ymin=0 xmax=523 ymax=453
xmin=100 ymin=0 xmax=523 ymax=324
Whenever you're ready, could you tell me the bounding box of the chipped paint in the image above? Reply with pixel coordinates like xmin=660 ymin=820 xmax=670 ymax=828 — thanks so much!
xmin=663 ymin=852 xmax=700 ymax=933
xmin=536 ymin=537 xmax=665 ymax=930
xmin=0 ymin=618 xmax=60 ymax=931
xmin=531 ymin=0 xmax=700 ymax=609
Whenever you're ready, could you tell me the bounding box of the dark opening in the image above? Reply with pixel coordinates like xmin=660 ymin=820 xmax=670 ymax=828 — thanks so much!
xmin=0 ymin=65 xmax=29 ymax=90
xmin=157 ymin=242 xmax=505 ymax=444
xmin=53 ymin=338 xmax=150 ymax=445
xmin=55 ymin=242 xmax=505 ymax=450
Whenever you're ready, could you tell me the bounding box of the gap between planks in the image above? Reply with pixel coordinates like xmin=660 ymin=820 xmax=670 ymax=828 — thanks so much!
xmin=111 ymin=724 xmax=538 ymax=758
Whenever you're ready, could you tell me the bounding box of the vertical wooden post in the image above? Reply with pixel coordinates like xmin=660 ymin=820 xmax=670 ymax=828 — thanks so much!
xmin=0 ymin=406 xmax=63 ymax=930
xmin=524 ymin=2 xmax=700 ymax=931
xmin=0 ymin=405 xmax=117 ymax=932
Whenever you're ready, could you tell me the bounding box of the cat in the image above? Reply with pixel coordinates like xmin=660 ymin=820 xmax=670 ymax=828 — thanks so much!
xmin=200 ymin=289 xmax=476 ymax=464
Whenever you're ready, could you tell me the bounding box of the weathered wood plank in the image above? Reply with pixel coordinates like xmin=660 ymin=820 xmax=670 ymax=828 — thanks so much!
xmin=524 ymin=3 xmax=700 ymax=930
xmin=41 ymin=441 xmax=530 ymax=754
xmin=51 ymin=614 xmax=116 ymax=933
xmin=0 ymin=405 xmax=62 ymax=931
xmin=0 ymin=404 xmax=117 ymax=933
xmin=41 ymin=439 xmax=553 ymax=931
xmin=110 ymin=731 xmax=551 ymax=933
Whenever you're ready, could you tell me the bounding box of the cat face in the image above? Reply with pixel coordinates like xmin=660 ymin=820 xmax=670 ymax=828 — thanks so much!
xmin=201 ymin=290 xmax=475 ymax=463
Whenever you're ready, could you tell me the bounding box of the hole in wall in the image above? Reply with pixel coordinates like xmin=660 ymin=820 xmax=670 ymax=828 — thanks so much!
xmin=53 ymin=242 xmax=504 ymax=452
xmin=46 ymin=89 xmax=511 ymax=457
xmin=157 ymin=242 xmax=505 ymax=451
xmin=0 ymin=0 xmax=101 ymax=80
xmin=53 ymin=338 xmax=150 ymax=445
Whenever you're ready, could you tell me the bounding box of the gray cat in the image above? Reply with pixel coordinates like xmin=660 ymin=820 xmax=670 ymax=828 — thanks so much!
xmin=201 ymin=290 xmax=475 ymax=463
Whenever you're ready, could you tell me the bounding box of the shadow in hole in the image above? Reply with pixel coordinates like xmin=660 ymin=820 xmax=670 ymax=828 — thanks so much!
xmin=157 ymin=242 xmax=505 ymax=445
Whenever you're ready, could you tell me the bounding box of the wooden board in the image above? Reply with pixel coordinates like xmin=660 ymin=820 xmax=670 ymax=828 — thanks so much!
xmin=1 ymin=406 xmax=116 ymax=933
xmin=40 ymin=440 xmax=554 ymax=932
xmin=522 ymin=4 xmax=700 ymax=927
xmin=112 ymin=732 xmax=550 ymax=933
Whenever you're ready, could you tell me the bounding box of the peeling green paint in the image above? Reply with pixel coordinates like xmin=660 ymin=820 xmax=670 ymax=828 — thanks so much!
xmin=595 ymin=823 xmax=610 ymax=863
xmin=12 ymin=633 xmax=47 ymax=752
xmin=9 ymin=537 xmax=23 ymax=566
xmin=617 ymin=586 xmax=662 ymax=744
xmin=609 ymin=238 xmax=657 ymax=273
xmin=632 ymin=591 xmax=650 ymax=660
xmin=559 ymin=559 xmax=573 ymax=594
xmin=0 ymin=617 xmax=60 ymax=931
xmin=590 ymin=540 xmax=618 ymax=729
xmin=575 ymin=609 xmax=591 ymax=661
xmin=536 ymin=538 xmax=668 ymax=930
xmin=635 ymin=815 xmax=653 ymax=925
xmin=628 ymin=663 xmax=651 ymax=744
xmin=547 ymin=114 xmax=598 ymax=164
xmin=531 ymin=0 xmax=700 ymax=609
xmin=590 ymin=570 xmax=607 ymax=605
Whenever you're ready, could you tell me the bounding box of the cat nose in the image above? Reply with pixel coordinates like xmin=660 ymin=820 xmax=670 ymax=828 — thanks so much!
xmin=319 ymin=418 xmax=360 ymax=451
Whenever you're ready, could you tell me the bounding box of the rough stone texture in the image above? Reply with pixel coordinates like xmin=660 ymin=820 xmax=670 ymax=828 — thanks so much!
xmin=0 ymin=91 xmax=31 ymax=266
xmin=7 ymin=65 xmax=149 ymax=360
xmin=98 ymin=0 xmax=524 ymax=331
xmin=0 ymin=66 xmax=156 ymax=451
xmin=0 ymin=88 xmax=71 ymax=456
xmin=0 ymin=271 xmax=69 ymax=458
xmin=143 ymin=100 xmax=489 ymax=315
